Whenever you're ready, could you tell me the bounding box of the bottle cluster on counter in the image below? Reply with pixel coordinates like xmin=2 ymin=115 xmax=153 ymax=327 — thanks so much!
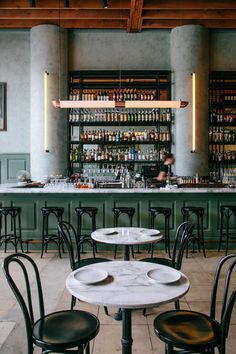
xmin=69 ymin=88 xmax=156 ymax=101
xmin=209 ymin=127 xmax=236 ymax=142
xmin=222 ymin=168 xmax=236 ymax=184
xmin=69 ymin=108 xmax=172 ymax=123
xmin=79 ymin=128 xmax=170 ymax=143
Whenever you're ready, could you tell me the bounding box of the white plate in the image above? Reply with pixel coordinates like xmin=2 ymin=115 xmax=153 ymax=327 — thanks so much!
xmin=140 ymin=229 xmax=161 ymax=237
xmin=74 ymin=268 xmax=108 ymax=284
xmin=96 ymin=229 xmax=118 ymax=236
xmin=147 ymin=267 xmax=181 ymax=284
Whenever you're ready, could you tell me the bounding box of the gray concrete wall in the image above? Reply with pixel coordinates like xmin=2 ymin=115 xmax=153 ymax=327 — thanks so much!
xmin=210 ymin=30 xmax=236 ymax=70
xmin=0 ymin=30 xmax=30 ymax=154
xmin=68 ymin=29 xmax=171 ymax=70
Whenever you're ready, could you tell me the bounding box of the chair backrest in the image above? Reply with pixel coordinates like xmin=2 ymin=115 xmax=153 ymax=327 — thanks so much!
xmin=58 ymin=221 xmax=81 ymax=270
xmin=210 ymin=253 xmax=236 ymax=350
xmin=172 ymin=221 xmax=194 ymax=270
xmin=2 ymin=253 xmax=45 ymax=354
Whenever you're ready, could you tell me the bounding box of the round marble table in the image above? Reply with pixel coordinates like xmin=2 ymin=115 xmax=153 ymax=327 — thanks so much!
xmin=66 ymin=261 xmax=190 ymax=354
xmin=91 ymin=227 xmax=163 ymax=260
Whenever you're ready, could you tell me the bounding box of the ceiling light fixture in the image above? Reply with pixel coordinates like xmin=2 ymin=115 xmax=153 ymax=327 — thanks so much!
xmin=52 ymin=99 xmax=188 ymax=109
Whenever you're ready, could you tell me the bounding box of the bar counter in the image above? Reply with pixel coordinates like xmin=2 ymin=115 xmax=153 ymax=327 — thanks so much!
xmin=0 ymin=184 xmax=235 ymax=250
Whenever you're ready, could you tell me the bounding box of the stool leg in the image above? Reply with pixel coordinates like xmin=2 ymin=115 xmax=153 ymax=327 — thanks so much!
xmin=165 ymin=215 xmax=171 ymax=258
xmin=218 ymin=210 xmax=224 ymax=252
xmin=114 ymin=214 xmax=119 ymax=259
xmin=57 ymin=215 xmax=62 ymax=259
xmin=18 ymin=213 xmax=24 ymax=252
xmin=13 ymin=213 xmax=17 ymax=253
xmin=225 ymin=212 xmax=230 ymax=256
xmin=148 ymin=213 xmax=155 ymax=257
xmin=77 ymin=213 xmax=84 ymax=254
xmin=4 ymin=214 xmax=7 ymax=253
xmin=91 ymin=213 xmax=98 ymax=256
xmin=200 ymin=213 xmax=206 ymax=258
xmin=41 ymin=215 xmax=46 ymax=258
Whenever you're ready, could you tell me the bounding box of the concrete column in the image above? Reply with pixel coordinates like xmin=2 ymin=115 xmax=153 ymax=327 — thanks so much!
xmin=30 ymin=24 xmax=68 ymax=181
xmin=171 ymin=25 xmax=209 ymax=176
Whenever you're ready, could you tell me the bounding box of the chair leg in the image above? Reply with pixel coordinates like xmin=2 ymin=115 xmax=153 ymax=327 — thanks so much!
xmin=174 ymin=300 xmax=180 ymax=310
xmin=142 ymin=308 xmax=147 ymax=316
xmin=218 ymin=210 xmax=224 ymax=252
xmin=104 ymin=306 xmax=109 ymax=316
xmin=71 ymin=295 xmax=77 ymax=310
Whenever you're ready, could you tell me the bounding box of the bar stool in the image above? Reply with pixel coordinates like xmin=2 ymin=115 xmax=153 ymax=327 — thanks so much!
xmin=218 ymin=205 xmax=236 ymax=255
xmin=181 ymin=206 xmax=206 ymax=257
xmin=41 ymin=206 xmax=64 ymax=258
xmin=75 ymin=206 xmax=98 ymax=257
xmin=112 ymin=206 xmax=135 ymax=258
xmin=0 ymin=206 xmax=24 ymax=253
xmin=148 ymin=207 xmax=171 ymax=257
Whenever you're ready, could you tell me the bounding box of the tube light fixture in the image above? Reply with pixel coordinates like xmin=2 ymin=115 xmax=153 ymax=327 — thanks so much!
xmin=44 ymin=71 xmax=49 ymax=153
xmin=52 ymin=99 xmax=188 ymax=109
xmin=191 ymin=72 xmax=196 ymax=153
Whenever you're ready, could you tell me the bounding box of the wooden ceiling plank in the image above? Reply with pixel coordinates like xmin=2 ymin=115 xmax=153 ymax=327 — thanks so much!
xmin=0 ymin=18 xmax=127 ymax=29
xmin=142 ymin=9 xmax=236 ymax=20
xmin=128 ymin=0 xmax=144 ymax=33
xmin=0 ymin=0 xmax=130 ymax=10
xmin=143 ymin=0 xmax=236 ymax=10
xmin=0 ymin=9 xmax=130 ymax=20
xmin=142 ymin=18 xmax=236 ymax=29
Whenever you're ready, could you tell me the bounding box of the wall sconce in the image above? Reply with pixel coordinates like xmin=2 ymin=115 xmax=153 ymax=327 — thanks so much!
xmin=191 ymin=72 xmax=196 ymax=153
xmin=44 ymin=71 xmax=49 ymax=152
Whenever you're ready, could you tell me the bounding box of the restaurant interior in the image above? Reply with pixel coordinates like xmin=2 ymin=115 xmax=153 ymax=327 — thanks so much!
xmin=0 ymin=1 xmax=236 ymax=354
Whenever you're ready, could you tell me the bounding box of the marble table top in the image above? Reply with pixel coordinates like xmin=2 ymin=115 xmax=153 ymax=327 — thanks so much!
xmin=66 ymin=261 xmax=190 ymax=309
xmin=91 ymin=227 xmax=163 ymax=246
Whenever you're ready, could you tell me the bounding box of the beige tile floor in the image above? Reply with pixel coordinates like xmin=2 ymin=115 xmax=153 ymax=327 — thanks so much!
xmin=0 ymin=249 xmax=235 ymax=354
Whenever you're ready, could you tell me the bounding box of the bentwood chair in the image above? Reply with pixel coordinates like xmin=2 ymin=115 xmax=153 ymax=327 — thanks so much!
xmin=153 ymin=253 xmax=236 ymax=354
xmin=140 ymin=221 xmax=194 ymax=312
xmin=2 ymin=253 xmax=100 ymax=354
xmin=58 ymin=221 xmax=110 ymax=313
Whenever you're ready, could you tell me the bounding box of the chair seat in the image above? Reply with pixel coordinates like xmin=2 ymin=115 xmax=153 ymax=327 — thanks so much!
xmin=154 ymin=310 xmax=220 ymax=350
xmin=75 ymin=257 xmax=110 ymax=268
xmin=33 ymin=310 xmax=100 ymax=350
xmin=140 ymin=257 xmax=174 ymax=268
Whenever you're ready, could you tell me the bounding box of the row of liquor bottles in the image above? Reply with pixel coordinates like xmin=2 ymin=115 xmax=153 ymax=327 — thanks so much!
xmin=209 ymin=127 xmax=236 ymax=143
xmin=70 ymin=147 xmax=167 ymax=163
xmin=210 ymin=109 xmax=236 ymax=123
xmin=69 ymin=108 xmax=172 ymax=123
xmin=78 ymin=129 xmax=171 ymax=143
xmin=209 ymin=89 xmax=236 ymax=103
xmin=69 ymin=88 xmax=157 ymax=101
xmin=210 ymin=150 xmax=236 ymax=162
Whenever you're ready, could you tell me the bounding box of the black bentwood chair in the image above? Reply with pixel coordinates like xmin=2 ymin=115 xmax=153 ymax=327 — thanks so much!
xmin=140 ymin=221 xmax=194 ymax=313
xmin=2 ymin=253 xmax=100 ymax=354
xmin=58 ymin=221 xmax=110 ymax=313
xmin=153 ymin=254 xmax=236 ymax=354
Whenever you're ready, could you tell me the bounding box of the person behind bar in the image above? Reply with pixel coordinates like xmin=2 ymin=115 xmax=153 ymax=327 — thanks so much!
xmin=157 ymin=152 xmax=176 ymax=182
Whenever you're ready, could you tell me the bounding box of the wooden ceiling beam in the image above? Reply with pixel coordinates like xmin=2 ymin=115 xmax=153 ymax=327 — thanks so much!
xmin=0 ymin=18 xmax=128 ymax=29
xmin=0 ymin=0 xmax=130 ymax=10
xmin=143 ymin=0 xmax=236 ymax=10
xmin=0 ymin=9 xmax=130 ymax=20
xmin=142 ymin=9 xmax=236 ymax=20
xmin=142 ymin=19 xmax=236 ymax=29
xmin=128 ymin=0 xmax=144 ymax=33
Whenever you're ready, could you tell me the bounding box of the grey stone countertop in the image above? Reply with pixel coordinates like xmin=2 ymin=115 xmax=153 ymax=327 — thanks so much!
xmin=0 ymin=184 xmax=235 ymax=193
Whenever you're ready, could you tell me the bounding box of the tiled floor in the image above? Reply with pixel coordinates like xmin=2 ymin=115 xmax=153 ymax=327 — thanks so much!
xmin=0 ymin=249 xmax=235 ymax=354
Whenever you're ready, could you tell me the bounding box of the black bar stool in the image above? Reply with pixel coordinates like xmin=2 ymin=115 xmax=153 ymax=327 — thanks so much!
xmin=218 ymin=205 xmax=236 ymax=255
xmin=148 ymin=207 xmax=171 ymax=257
xmin=0 ymin=206 xmax=24 ymax=253
xmin=181 ymin=206 xmax=206 ymax=257
xmin=41 ymin=206 xmax=64 ymax=258
xmin=75 ymin=206 xmax=98 ymax=257
xmin=112 ymin=206 xmax=135 ymax=258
